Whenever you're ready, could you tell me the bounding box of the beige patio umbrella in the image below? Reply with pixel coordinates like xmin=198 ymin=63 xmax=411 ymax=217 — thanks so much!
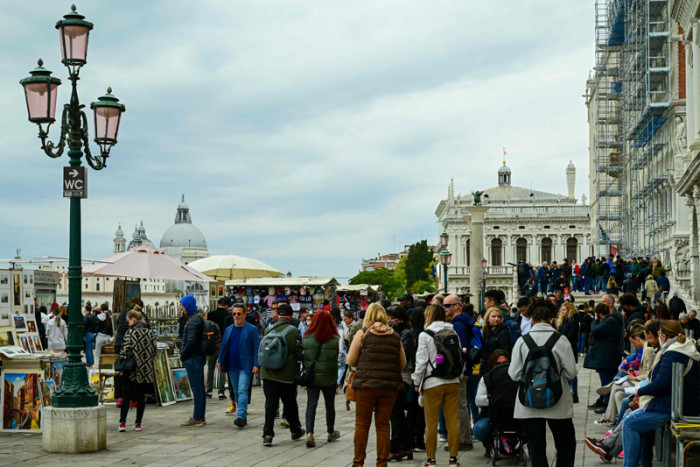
xmin=82 ymin=244 xmax=215 ymax=282
xmin=187 ymin=254 xmax=282 ymax=281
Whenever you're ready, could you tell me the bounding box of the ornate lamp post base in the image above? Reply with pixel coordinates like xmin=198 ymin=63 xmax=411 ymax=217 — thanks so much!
xmin=42 ymin=406 xmax=107 ymax=453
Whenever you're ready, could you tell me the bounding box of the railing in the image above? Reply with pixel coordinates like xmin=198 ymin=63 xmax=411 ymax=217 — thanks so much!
xmin=448 ymin=266 xmax=514 ymax=277
xmin=484 ymin=206 xmax=590 ymax=215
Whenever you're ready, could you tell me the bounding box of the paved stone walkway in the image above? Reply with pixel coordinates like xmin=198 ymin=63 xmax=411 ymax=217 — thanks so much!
xmin=0 ymin=363 xmax=661 ymax=466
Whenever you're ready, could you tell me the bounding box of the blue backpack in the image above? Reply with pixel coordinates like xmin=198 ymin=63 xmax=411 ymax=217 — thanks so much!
xmin=466 ymin=324 xmax=484 ymax=365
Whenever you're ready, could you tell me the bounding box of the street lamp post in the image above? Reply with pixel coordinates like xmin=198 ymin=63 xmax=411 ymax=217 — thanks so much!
xmin=479 ymin=258 xmax=488 ymax=311
xmin=440 ymin=250 xmax=452 ymax=294
xmin=20 ymin=5 xmax=125 ymax=409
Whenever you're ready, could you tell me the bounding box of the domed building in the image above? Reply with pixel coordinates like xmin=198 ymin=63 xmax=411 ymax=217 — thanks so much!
xmin=127 ymin=221 xmax=155 ymax=250
xmin=159 ymin=195 xmax=209 ymax=264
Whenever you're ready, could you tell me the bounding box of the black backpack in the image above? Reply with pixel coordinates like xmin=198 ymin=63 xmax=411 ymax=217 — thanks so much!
xmin=425 ymin=328 xmax=463 ymax=379
xmin=201 ymin=319 xmax=221 ymax=356
xmin=517 ymin=333 xmax=563 ymax=409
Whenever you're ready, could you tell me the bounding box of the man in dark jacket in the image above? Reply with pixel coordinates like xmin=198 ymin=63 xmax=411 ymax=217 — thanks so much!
xmin=180 ymin=295 xmax=206 ymax=427
xmin=622 ymin=273 xmax=637 ymax=294
xmin=580 ymin=258 xmax=591 ymax=294
xmin=206 ymin=298 xmax=229 ymax=399
xmin=261 ymin=304 xmax=304 ymax=446
xmin=669 ymin=293 xmax=687 ymax=320
xmin=584 ymin=302 xmax=623 ymax=408
xmin=444 ymin=294 xmax=474 ymax=450
xmin=619 ymin=294 xmax=646 ymax=328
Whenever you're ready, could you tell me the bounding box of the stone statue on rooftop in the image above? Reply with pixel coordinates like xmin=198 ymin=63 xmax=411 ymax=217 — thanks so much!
xmin=472 ymin=191 xmax=483 ymax=206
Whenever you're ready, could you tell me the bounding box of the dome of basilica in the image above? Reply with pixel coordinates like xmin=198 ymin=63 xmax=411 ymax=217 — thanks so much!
xmin=159 ymin=195 xmax=208 ymax=249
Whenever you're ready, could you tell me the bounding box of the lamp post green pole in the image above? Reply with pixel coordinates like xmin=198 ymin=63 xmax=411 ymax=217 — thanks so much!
xmin=20 ymin=5 xmax=126 ymax=408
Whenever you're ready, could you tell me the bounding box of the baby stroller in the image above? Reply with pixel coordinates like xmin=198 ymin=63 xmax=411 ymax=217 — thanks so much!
xmin=484 ymin=362 xmax=528 ymax=466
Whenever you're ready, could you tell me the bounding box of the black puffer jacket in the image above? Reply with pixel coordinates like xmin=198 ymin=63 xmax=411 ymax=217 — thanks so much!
xmin=584 ymin=313 xmax=623 ymax=370
xmin=480 ymin=323 xmax=512 ymax=375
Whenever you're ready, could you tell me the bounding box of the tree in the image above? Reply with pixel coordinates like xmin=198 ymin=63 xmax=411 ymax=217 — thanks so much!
xmin=405 ymin=240 xmax=434 ymax=290
xmin=411 ymin=279 xmax=437 ymax=295
xmin=349 ymin=268 xmax=404 ymax=300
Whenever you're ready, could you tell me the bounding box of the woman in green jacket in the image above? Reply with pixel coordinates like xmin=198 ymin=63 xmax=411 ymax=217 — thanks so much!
xmin=302 ymin=310 xmax=341 ymax=447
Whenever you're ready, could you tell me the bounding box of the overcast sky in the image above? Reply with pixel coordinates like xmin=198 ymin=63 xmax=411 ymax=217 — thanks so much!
xmin=1 ymin=1 xmax=594 ymax=279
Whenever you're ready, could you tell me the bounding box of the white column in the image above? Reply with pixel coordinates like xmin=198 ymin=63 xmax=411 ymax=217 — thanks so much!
xmin=693 ymin=22 xmax=700 ymax=144
xmin=467 ymin=206 xmax=489 ymax=302
xmin=687 ymin=37 xmax=696 ymax=148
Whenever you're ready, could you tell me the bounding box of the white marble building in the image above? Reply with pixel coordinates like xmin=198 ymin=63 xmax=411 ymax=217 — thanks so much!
xmin=159 ymin=195 xmax=210 ymax=265
xmin=436 ymin=161 xmax=592 ymax=301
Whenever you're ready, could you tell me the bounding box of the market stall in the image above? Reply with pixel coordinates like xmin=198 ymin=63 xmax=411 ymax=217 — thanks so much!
xmin=335 ymin=284 xmax=378 ymax=315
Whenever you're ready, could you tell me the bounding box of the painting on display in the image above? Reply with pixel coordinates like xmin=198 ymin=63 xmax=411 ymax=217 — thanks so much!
xmin=12 ymin=273 xmax=20 ymax=306
xmin=1 ymin=372 xmax=42 ymax=432
xmin=167 ymin=356 xmax=182 ymax=369
xmin=171 ymin=368 xmax=192 ymax=402
xmin=30 ymin=334 xmax=42 ymax=352
xmin=39 ymin=380 xmax=54 ymax=407
xmin=0 ymin=327 xmax=16 ymax=347
xmin=154 ymin=348 xmax=176 ymax=406
xmin=19 ymin=335 xmax=33 ymax=353
xmin=25 ymin=318 xmax=37 ymax=334
xmin=43 ymin=360 xmax=65 ymax=388
xmin=13 ymin=316 xmax=26 ymax=332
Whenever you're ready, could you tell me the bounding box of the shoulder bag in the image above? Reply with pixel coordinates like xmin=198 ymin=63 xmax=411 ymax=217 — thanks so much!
xmin=295 ymin=342 xmax=323 ymax=387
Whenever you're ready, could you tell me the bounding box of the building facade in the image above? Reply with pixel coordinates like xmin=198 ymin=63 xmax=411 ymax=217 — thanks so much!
xmin=436 ymin=161 xmax=591 ymax=302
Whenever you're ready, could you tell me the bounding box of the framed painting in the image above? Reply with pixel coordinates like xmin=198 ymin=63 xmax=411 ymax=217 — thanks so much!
xmin=19 ymin=335 xmax=32 ymax=353
xmin=39 ymin=380 xmax=54 ymax=407
xmin=30 ymin=334 xmax=42 ymax=352
xmin=13 ymin=316 xmax=26 ymax=332
xmin=167 ymin=356 xmax=182 ymax=369
xmin=0 ymin=327 xmax=17 ymax=347
xmin=153 ymin=348 xmax=176 ymax=406
xmin=1 ymin=371 xmax=42 ymax=432
xmin=171 ymin=368 xmax=192 ymax=401
xmin=50 ymin=360 xmax=65 ymax=387
xmin=25 ymin=317 xmax=37 ymax=334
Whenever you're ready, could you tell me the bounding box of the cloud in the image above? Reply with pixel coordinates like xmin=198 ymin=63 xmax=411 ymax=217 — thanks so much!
xmin=0 ymin=0 xmax=594 ymax=280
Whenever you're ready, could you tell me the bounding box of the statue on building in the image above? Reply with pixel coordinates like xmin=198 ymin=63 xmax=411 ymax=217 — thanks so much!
xmin=472 ymin=190 xmax=484 ymax=206
xmin=674 ymin=115 xmax=687 ymax=153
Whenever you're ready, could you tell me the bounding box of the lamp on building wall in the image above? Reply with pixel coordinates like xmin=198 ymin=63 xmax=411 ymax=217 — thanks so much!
xmin=440 ymin=232 xmax=450 ymax=248
xmin=19 ymin=5 xmax=125 ymax=410
xmin=440 ymin=249 xmax=452 ymax=293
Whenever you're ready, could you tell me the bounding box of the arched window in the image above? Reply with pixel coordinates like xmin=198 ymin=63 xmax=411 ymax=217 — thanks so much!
xmin=491 ymin=238 xmax=503 ymax=266
xmin=567 ymin=238 xmax=578 ymax=263
xmin=96 ymin=282 xmax=100 ymax=291
xmin=516 ymin=237 xmax=528 ymax=261
xmin=541 ymin=238 xmax=553 ymax=264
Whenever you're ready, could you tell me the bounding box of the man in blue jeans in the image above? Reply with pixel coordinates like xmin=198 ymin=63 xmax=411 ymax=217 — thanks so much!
xmin=217 ymin=303 xmax=260 ymax=428
xmin=180 ymin=295 xmax=206 ymax=427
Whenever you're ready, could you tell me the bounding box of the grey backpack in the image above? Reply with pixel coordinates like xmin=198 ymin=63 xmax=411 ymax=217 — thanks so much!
xmin=258 ymin=323 xmax=295 ymax=369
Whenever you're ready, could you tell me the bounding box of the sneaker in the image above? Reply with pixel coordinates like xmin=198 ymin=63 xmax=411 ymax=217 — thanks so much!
xmin=572 ymin=392 xmax=579 ymax=403
xmin=130 ymin=400 xmax=138 ymax=409
xmin=423 ymin=459 xmax=436 ymax=467
xmin=588 ymin=399 xmax=604 ymax=409
xmin=327 ymin=430 xmax=340 ymax=442
xmin=585 ymin=437 xmax=609 ymax=457
xmin=594 ymin=406 xmax=606 ymax=414
xmin=218 ymin=392 xmax=226 ymax=400
xmin=226 ymin=403 xmax=235 ymax=414
xmin=133 ymin=423 xmax=141 ymax=431
xmin=306 ymin=433 xmax=316 ymax=447
xmin=234 ymin=417 xmax=246 ymax=428
xmin=206 ymin=392 xmax=212 ymax=399
xmin=291 ymin=429 xmax=306 ymax=440
xmin=280 ymin=418 xmax=290 ymax=428
xmin=118 ymin=423 xmax=126 ymax=432
xmin=438 ymin=435 xmax=447 ymax=442
xmin=594 ymin=418 xmax=613 ymax=426
xmin=600 ymin=454 xmax=613 ymax=463
xmin=196 ymin=418 xmax=206 ymax=427
xmin=116 ymin=398 xmax=123 ymax=408
xmin=414 ymin=446 xmax=426 ymax=452
xmin=262 ymin=436 xmax=273 ymax=446
xmin=181 ymin=418 xmax=206 ymax=427
xmin=449 ymin=457 xmax=459 ymax=467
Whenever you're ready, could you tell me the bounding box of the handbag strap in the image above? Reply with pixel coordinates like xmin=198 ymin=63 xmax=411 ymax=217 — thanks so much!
xmin=313 ymin=341 xmax=323 ymax=362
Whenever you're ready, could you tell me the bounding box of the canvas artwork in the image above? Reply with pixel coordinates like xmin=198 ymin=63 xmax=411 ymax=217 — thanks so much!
xmin=154 ymin=348 xmax=176 ymax=406
xmin=0 ymin=328 xmax=16 ymax=347
xmin=171 ymin=368 xmax=192 ymax=401
xmin=1 ymin=372 xmax=42 ymax=431
xmin=30 ymin=335 xmax=42 ymax=352
xmin=43 ymin=360 xmax=65 ymax=388
xmin=39 ymin=380 xmax=54 ymax=407
xmin=26 ymin=318 xmax=37 ymax=334
xmin=13 ymin=316 xmax=26 ymax=332
xmin=167 ymin=356 xmax=182 ymax=369
xmin=19 ymin=335 xmax=32 ymax=353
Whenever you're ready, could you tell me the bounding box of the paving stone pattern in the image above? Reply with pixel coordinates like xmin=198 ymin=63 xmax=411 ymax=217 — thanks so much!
xmin=0 ymin=362 xmax=660 ymax=466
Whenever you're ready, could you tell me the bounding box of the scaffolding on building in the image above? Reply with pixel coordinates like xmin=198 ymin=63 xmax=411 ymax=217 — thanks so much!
xmin=593 ymin=0 xmax=673 ymax=258
xmin=594 ymin=0 xmax=625 ymax=254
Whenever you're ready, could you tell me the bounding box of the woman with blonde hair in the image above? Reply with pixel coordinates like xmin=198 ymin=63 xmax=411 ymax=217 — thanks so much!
xmin=557 ymin=302 xmax=580 ymax=402
xmin=480 ymin=307 xmax=511 ymax=376
xmin=347 ymin=303 xmax=406 ymax=467
xmin=412 ymin=305 xmax=461 ymax=467
xmin=606 ymin=276 xmax=619 ymax=296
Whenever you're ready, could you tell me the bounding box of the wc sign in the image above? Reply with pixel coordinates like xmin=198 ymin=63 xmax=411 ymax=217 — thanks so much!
xmin=63 ymin=166 xmax=87 ymax=198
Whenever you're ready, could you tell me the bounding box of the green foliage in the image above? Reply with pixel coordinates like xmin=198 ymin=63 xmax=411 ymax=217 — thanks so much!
xmin=411 ymin=280 xmax=437 ymax=295
xmin=349 ymin=268 xmax=405 ymax=300
xmin=405 ymin=240 xmax=434 ymax=290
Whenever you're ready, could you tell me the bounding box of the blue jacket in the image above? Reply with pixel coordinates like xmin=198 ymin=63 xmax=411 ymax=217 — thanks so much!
xmin=536 ymin=267 xmax=549 ymax=284
xmin=657 ymin=275 xmax=670 ymax=293
xmin=217 ymin=322 xmax=260 ymax=373
xmin=180 ymin=295 xmax=203 ymax=362
xmin=639 ymin=349 xmax=700 ymax=416
xmin=451 ymin=312 xmax=474 ymax=374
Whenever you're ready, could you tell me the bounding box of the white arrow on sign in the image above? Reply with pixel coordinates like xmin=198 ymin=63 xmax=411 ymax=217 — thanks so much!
xmin=69 ymin=169 xmax=79 ymax=177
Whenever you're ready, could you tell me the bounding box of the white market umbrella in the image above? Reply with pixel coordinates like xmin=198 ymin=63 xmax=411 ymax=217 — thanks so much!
xmin=82 ymin=244 xmax=215 ymax=282
xmin=188 ymin=254 xmax=282 ymax=281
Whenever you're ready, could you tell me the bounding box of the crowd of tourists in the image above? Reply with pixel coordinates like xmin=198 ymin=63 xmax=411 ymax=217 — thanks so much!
xmin=71 ymin=252 xmax=700 ymax=467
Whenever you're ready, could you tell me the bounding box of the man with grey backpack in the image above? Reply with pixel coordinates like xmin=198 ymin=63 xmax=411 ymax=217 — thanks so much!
xmin=259 ymin=304 xmax=305 ymax=446
xmin=508 ymin=297 xmax=577 ymax=467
